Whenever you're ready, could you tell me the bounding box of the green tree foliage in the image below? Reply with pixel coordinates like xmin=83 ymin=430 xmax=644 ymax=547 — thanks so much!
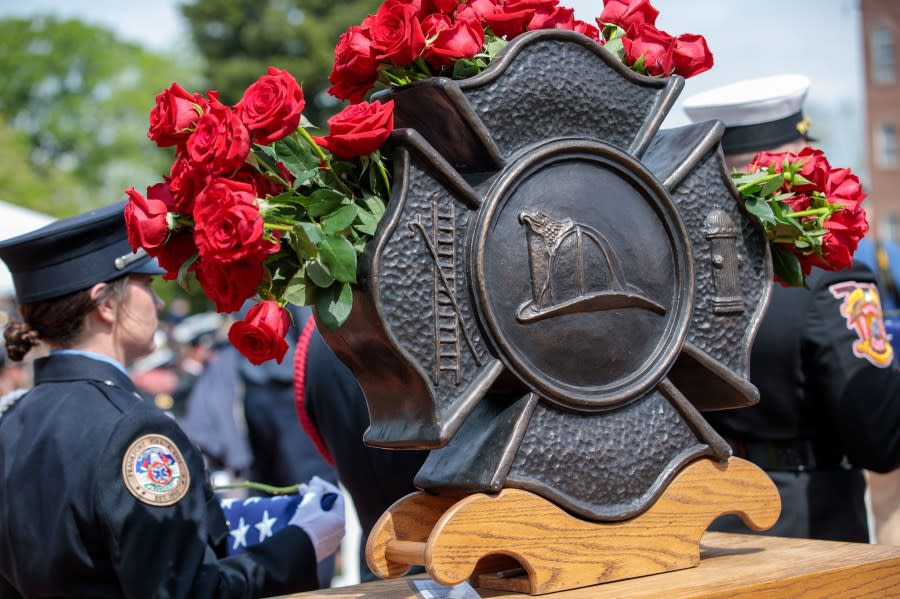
xmin=0 ymin=17 xmax=202 ymax=217
xmin=0 ymin=117 xmax=82 ymax=214
xmin=181 ymin=0 xmax=379 ymax=131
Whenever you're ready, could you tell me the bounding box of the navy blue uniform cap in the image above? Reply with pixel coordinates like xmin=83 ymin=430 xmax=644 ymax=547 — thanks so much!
xmin=0 ymin=201 xmax=164 ymax=304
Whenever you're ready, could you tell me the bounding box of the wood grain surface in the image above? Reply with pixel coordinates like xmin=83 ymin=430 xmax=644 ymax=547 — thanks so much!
xmin=274 ymin=532 xmax=900 ymax=599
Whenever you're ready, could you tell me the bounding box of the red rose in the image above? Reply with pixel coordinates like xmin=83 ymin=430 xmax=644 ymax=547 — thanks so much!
xmin=597 ymin=0 xmax=659 ymax=31
xmin=227 ymin=300 xmax=292 ymax=365
xmin=193 ymin=177 xmax=279 ymax=263
xmin=622 ymin=23 xmax=675 ymax=77
xmin=672 ymin=33 xmax=713 ymax=79
xmin=796 ymin=205 xmax=868 ymax=275
xmin=749 ymin=151 xmax=789 ymax=173
xmin=574 ymin=19 xmax=601 ymax=42
xmin=124 ymin=184 xmax=173 ymax=255
xmin=168 ymin=154 xmax=210 ymax=215
xmin=790 ymin=147 xmax=830 ymax=193
xmin=328 ymin=25 xmax=380 ymax=103
xmin=196 ymin=257 xmax=264 ymax=313
xmin=236 ymin=67 xmax=305 ymax=145
xmin=313 ymin=100 xmax=395 ymax=159
xmin=433 ymin=0 xmax=461 ymax=13
xmin=472 ymin=0 xmax=534 ymax=39
xmin=147 ymin=83 xmax=204 ymax=148
xmin=826 ymin=167 xmax=867 ymax=208
xmin=186 ymin=94 xmax=251 ymax=175
xmin=370 ymin=0 xmax=426 ymax=65
xmin=422 ymin=12 xmax=485 ymax=68
xmin=505 ymin=0 xmax=559 ymax=11
xmin=231 ymin=165 xmax=289 ymax=199
xmin=528 ymin=5 xmax=575 ymax=31
xmin=467 ymin=0 xmax=501 ymax=23
xmin=156 ymin=232 xmax=198 ymax=281
xmin=782 ymin=192 xmax=811 ymax=213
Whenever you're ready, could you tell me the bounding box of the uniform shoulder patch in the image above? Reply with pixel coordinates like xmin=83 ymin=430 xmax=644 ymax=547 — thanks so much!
xmin=828 ymin=281 xmax=894 ymax=368
xmin=122 ymin=434 xmax=190 ymax=506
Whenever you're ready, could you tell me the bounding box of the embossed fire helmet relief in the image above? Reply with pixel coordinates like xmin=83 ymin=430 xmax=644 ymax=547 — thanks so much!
xmin=317 ymin=30 xmax=772 ymax=522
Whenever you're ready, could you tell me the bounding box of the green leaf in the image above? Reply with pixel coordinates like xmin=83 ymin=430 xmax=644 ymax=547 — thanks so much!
xmin=303 ymin=188 xmax=346 ymax=218
xmin=284 ymin=269 xmax=313 ymax=306
xmin=362 ymin=194 xmax=386 ymax=221
xmin=791 ymin=173 xmax=814 ymax=189
xmin=176 ymin=253 xmax=200 ymax=292
xmin=315 ymin=282 xmax=353 ymax=331
xmin=300 ymin=113 xmax=318 ymax=131
xmin=319 ymin=235 xmax=358 ymax=283
xmin=307 ymin=260 xmax=335 ymax=288
xmin=759 ymin=175 xmax=784 ymax=197
xmin=452 ymin=58 xmax=482 ymax=79
xmin=483 ymin=36 xmax=507 ymax=59
xmin=603 ymin=34 xmax=626 ymax=62
xmin=353 ymin=206 xmax=380 ymax=236
xmin=771 ymin=245 xmax=804 ymax=287
xmin=273 ymin=136 xmax=320 ymax=188
xmin=322 ymin=204 xmax=359 ymax=235
xmin=254 ymin=145 xmax=281 ymax=172
xmin=293 ymin=221 xmax=323 ymax=257
xmin=744 ymin=197 xmax=776 ymax=225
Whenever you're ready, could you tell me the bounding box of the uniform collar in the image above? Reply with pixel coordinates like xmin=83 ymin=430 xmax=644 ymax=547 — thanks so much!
xmin=32 ymin=352 xmax=137 ymax=393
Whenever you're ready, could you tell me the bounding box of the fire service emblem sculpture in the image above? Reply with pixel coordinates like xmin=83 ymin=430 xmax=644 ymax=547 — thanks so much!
xmin=319 ymin=30 xmax=781 ymax=594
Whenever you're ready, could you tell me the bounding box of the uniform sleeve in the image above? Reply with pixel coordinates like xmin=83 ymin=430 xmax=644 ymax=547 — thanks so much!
xmin=803 ymin=264 xmax=900 ymax=472
xmin=92 ymin=406 xmax=319 ymax=599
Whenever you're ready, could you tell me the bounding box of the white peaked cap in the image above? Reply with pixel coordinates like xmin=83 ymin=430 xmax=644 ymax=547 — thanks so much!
xmin=682 ymin=74 xmax=813 ymax=154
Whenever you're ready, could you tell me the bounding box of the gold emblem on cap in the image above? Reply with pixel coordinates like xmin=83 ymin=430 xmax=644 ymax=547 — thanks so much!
xmin=795 ymin=116 xmax=811 ymax=136
xmin=122 ymin=434 xmax=190 ymax=506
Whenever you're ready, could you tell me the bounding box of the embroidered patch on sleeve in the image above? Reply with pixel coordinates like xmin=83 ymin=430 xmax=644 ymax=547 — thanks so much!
xmin=122 ymin=434 xmax=190 ymax=506
xmin=828 ymin=281 xmax=894 ymax=368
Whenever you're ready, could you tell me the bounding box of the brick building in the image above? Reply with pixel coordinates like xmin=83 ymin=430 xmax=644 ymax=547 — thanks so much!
xmin=861 ymin=0 xmax=900 ymax=239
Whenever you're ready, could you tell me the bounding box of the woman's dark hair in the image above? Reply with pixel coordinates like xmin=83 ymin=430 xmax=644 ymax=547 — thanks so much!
xmin=4 ymin=276 xmax=130 ymax=361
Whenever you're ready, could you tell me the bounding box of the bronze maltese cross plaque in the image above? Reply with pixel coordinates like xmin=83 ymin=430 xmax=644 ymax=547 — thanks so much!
xmin=321 ymin=30 xmax=773 ymax=525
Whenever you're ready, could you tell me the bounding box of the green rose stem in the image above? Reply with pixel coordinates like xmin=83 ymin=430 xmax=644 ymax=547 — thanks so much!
xmin=213 ymin=481 xmax=302 ymax=495
xmin=376 ymin=159 xmax=391 ymax=195
xmin=736 ymin=172 xmax=781 ymax=194
xmin=785 ymin=207 xmax=833 ymax=219
xmin=264 ymin=223 xmax=294 ymax=232
xmin=414 ymin=56 xmax=434 ymax=78
xmin=296 ymin=127 xmax=355 ymax=198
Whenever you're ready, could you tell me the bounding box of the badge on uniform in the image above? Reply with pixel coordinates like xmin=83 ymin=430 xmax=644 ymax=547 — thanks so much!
xmin=122 ymin=434 xmax=190 ymax=506
xmin=829 ymin=281 xmax=895 ymax=368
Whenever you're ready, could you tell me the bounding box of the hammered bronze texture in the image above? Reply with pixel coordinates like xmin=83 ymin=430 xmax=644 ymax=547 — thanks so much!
xmin=318 ymin=29 xmax=772 ymax=521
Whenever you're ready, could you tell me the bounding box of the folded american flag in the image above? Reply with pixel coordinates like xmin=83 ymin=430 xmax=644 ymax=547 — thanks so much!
xmin=220 ymin=495 xmax=301 ymax=555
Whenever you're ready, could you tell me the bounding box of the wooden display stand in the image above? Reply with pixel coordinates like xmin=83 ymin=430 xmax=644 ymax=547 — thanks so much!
xmin=366 ymin=457 xmax=779 ymax=595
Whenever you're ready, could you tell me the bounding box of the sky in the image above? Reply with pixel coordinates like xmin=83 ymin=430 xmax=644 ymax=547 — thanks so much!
xmin=0 ymin=0 xmax=868 ymax=166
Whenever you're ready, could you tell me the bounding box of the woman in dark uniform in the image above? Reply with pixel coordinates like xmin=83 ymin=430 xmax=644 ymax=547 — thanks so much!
xmin=0 ymin=202 xmax=344 ymax=598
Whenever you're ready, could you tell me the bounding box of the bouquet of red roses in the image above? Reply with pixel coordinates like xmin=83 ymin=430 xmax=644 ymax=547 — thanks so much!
xmin=124 ymin=68 xmax=394 ymax=364
xmin=125 ymin=0 xmax=714 ymax=366
xmin=328 ymin=0 xmax=713 ymax=102
xmin=734 ymin=146 xmax=869 ymax=287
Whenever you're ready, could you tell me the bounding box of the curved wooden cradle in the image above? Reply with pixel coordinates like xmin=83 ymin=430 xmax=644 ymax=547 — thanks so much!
xmin=366 ymin=457 xmax=780 ymax=595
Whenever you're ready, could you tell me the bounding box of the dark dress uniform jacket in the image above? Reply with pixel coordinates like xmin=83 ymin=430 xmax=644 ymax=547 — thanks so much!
xmin=302 ymin=330 xmax=428 ymax=581
xmin=708 ymin=262 xmax=900 ymax=541
xmin=0 ymin=353 xmax=318 ymax=598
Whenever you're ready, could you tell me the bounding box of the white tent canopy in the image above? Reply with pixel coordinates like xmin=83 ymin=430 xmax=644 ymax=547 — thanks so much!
xmin=0 ymin=200 xmax=55 ymax=298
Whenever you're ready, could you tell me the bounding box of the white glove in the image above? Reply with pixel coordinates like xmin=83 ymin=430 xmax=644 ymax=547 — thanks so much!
xmin=288 ymin=476 xmax=345 ymax=563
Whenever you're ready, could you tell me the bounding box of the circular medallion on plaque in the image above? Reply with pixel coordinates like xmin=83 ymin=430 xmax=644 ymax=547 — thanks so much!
xmin=472 ymin=139 xmax=694 ymax=412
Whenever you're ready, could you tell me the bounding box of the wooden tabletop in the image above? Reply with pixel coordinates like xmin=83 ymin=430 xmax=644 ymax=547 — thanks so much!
xmin=275 ymin=532 xmax=900 ymax=598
